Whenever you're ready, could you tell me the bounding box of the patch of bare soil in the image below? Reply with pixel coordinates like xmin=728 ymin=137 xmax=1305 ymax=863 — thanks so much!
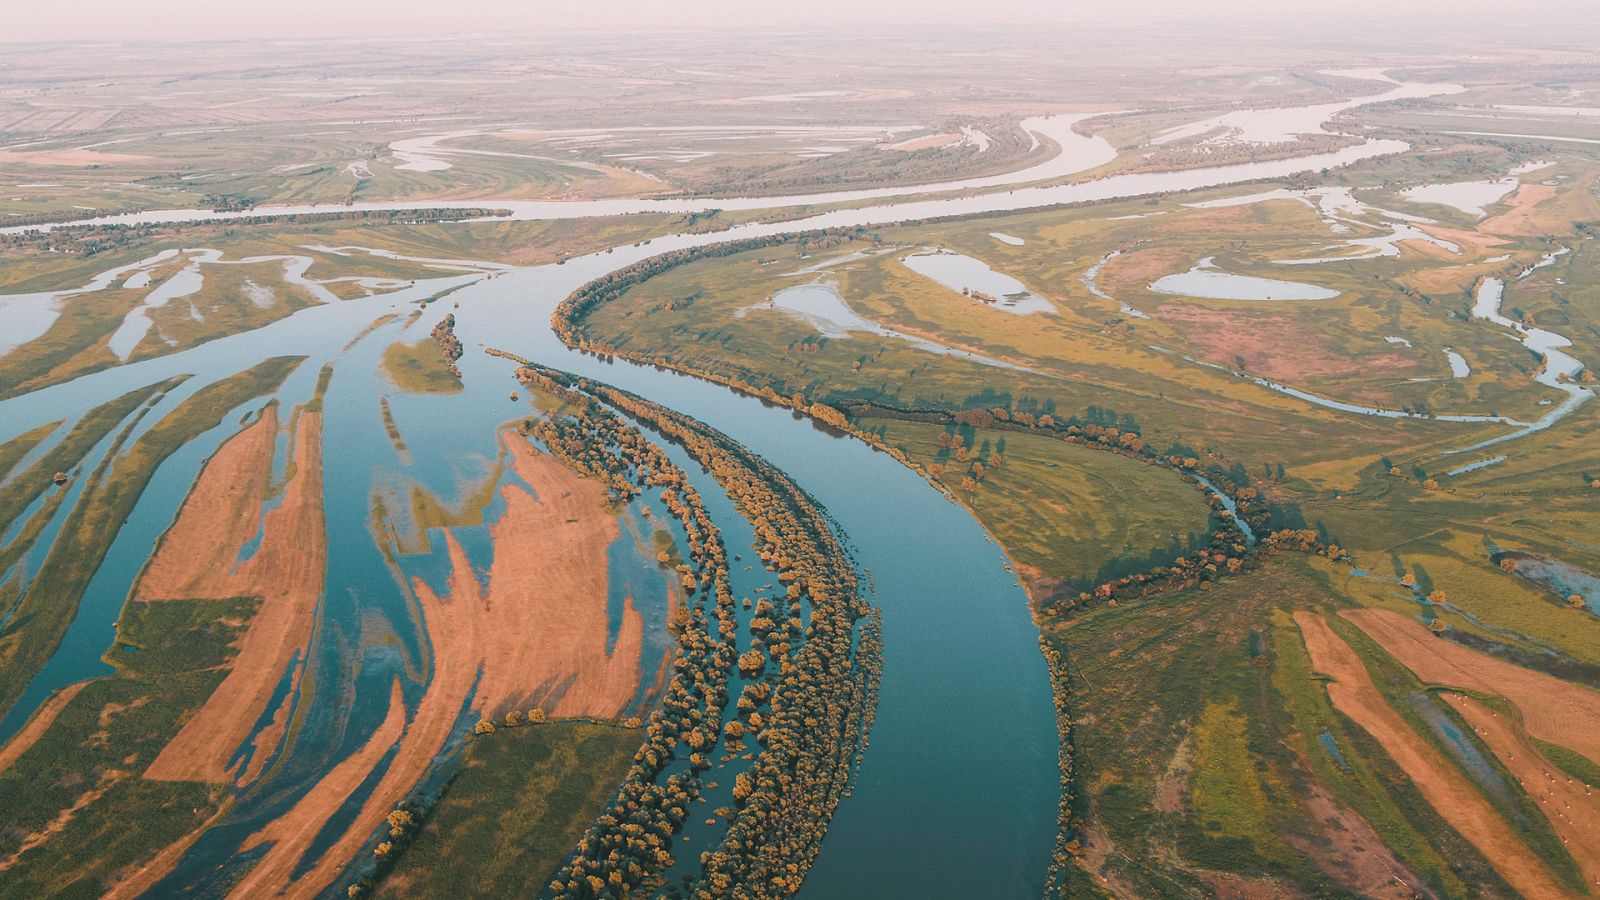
xmin=1289 ymin=783 xmax=1427 ymax=899
xmin=1153 ymin=732 xmax=1193 ymax=814
xmin=141 ymin=409 xmax=326 ymax=785
xmin=1295 ymin=611 xmax=1567 ymax=899
xmin=1481 ymin=184 xmax=1560 ymax=237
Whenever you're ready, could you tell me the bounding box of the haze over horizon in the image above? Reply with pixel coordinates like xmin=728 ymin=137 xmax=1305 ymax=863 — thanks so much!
xmin=5 ymin=0 xmax=1598 ymax=43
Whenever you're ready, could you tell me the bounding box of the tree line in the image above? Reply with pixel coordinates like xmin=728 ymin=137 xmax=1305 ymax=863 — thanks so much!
xmin=510 ymin=360 xmax=882 ymax=898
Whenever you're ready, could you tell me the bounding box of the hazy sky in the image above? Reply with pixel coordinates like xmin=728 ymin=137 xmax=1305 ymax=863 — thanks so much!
xmin=5 ymin=0 xmax=1596 ymax=42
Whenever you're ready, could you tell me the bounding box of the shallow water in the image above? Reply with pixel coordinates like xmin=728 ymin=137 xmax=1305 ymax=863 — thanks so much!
xmin=1519 ymin=245 xmax=1570 ymax=279
xmin=1184 ymin=187 xmax=1460 ymax=265
xmin=1152 ymin=80 xmax=1463 ymax=146
xmin=1507 ymin=556 xmax=1600 ymax=612
xmin=1149 ymin=257 xmax=1338 ymax=301
xmin=746 ymin=282 xmax=1043 ymax=375
xmin=1082 ymin=248 xmax=1149 ymax=318
xmin=900 ymin=249 xmax=1055 ymax=314
xmin=1401 ymin=179 xmax=1518 ymax=217
xmin=1446 ymin=455 xmax=1507 ymax=476
xmin=0 ymin=249 xmax=181 ymax=357
xmin=1453 ymin=277 xmax=1594 ymax=453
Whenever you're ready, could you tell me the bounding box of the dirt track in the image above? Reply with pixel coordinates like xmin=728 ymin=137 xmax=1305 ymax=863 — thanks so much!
xmin=1294 ymin=611 xmax=1568 ymax=899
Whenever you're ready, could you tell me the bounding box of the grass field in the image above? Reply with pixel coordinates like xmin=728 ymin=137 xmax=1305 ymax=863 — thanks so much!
xmin=867 ymin=418 xmax=1215 ymax=600
xmin=0 ymin=596 xmax=255 ymax=898
xmin=373 ymin=722 xmax=642 ymax=898
xmin=574 ymin=141 xmax=1600 ymax=604
xmin=381 ymin=339 xmax=463 ymax=395
xmin=1050 ymin=554 xmax=1592 ymax=897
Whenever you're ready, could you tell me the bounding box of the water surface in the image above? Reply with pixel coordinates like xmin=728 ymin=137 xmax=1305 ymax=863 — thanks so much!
xmin=1149 ymin=257 xmax=1338 ymax=301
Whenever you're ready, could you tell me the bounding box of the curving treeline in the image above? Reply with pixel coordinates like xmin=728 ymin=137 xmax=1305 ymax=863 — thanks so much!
xmin=508 ymin=359 xmax=882 ymax=898
xmin=548 ymin=231 xmax=1369 ymax=895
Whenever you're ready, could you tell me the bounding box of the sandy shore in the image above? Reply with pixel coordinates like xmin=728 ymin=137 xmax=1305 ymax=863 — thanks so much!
xmin=1295 ymin=611 xmax=1567 ymax=899
xmin=140 ymin=408 xmax=327 ymax=785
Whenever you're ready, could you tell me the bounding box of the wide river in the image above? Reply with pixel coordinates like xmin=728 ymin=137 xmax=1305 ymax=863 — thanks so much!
xmin=0 ymin=81 xmax=1461 ymax=897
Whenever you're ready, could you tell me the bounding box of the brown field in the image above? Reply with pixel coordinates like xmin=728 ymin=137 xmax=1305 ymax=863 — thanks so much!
xmin=1482 ymin=184 xmax=1561 ymax=237
xmin=0 ymin=681 xmax=88 ymax=775
xmin=1294 ymin=611 xmax=1567 ymax=899
xmin=229 ymin=679 xmax=407 ymax=900
xmin=1342 ymin=609 xmax=1600 ymax=766
xmin=140 ymin=408 xmax=327 ymax=785
xmin=1155 ymin=304 xmax=1419 ymax=380
xmin=0 ymin=146 xmax=157 ymax=167
xmin=134 ymin=408 xmax=277 ymax=598
xmin=460 ymin=436 xmax=645 ymax=718
xmin=1449 ymin=694 xmax=1600 ymax=892
xmin=224 ymin=434 xmax=650 ymax=898
xmin=886 ymin=133 xmax=963 ymax=152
